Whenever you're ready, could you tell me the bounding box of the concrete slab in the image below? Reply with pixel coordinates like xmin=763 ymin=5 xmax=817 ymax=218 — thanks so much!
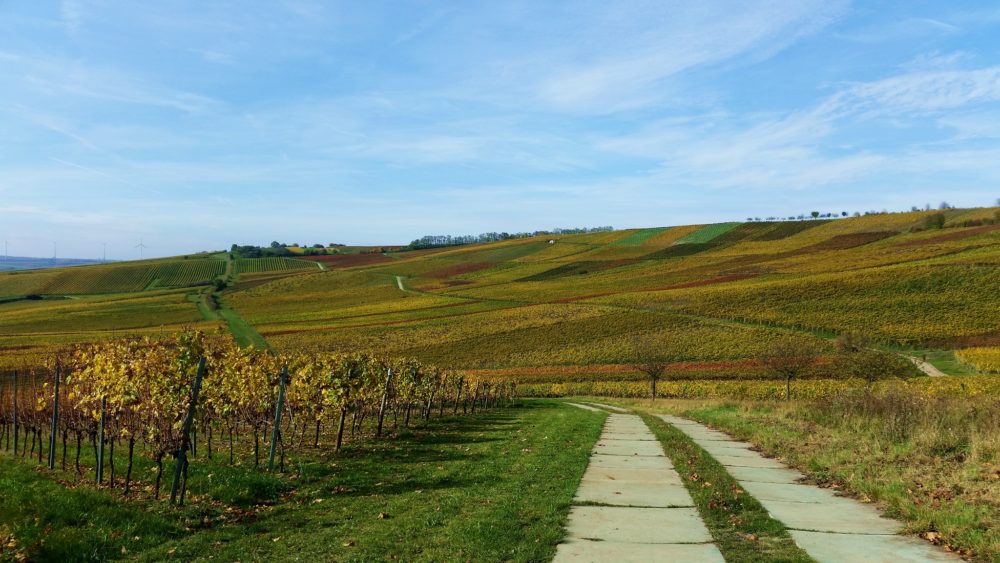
xmin=711 ymin=453 xmax=788 ymax=469
xmin=699 ymin=445 xmax=760 ymax=458
xmin=603 ymin=420 xmax=649 ymax=427
xmin=679 ymin=430 xmax=736 ymax=442
xmin=602 ymin=423 xmax=648 ymax=432
xmin=600 ymin=432 xmax=658 ymax=441
xmin=698 ymin=440 xmax=755 ymax=450
xmin=764 ymin=499 xmax=901 ymax=534
xmin=658 ymin=415 xmax=693 ymax=425
xmin=566 ymin=402 xmax=603 ymax=412
xmin=593 ymin=439 xmax=665 ymax=457
xmin=726 ymin=465 xmax=806 ymax=484
xmin=590 ymin=453 xmax=674 ymax=470
xmin=564 ymin=506 xmax=713 ymax=544
xmin=602 ymin=425 xmax=649 ymax=432
xmin=740 ymin=481 xmax=845 ymax=504
xmin=789 ymin=530 xmax=957 ymax=563
xmin=574 ymin=480 xmax=694 ymax=507
xmin=586 ymin=402 xmax=629 ymax=413
xmin=554 ymin=540 xmax=725 ymax=563
xmin=604 ymin=424 xmax=649 ymax=434
xmin=581 ymin=466 xmax=683 ymax=486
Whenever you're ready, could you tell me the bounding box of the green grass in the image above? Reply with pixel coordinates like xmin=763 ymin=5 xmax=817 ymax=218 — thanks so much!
xmin=908 ymin=349 xmax=981 ymax=376
xmin=216 ymin=299 xmax=269 ymax=349
xmin=639 ymin=413 xmax=814 ymax=562
xmin=189 ymin=291 xmax=220 ymax=321
xmin=673 ymin=222 xmax=742 ymax=244
xmin=0 ymin=401 xmax=601 ymax=562
xmin=0 ymin=457 xmax=180 ymax=561
xmin=614 ymin=227 xmax=670 ymax=246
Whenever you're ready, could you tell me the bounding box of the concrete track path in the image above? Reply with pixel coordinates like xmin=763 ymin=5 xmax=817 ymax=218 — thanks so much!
xmin=557 ymin=406 xmax=724 ymax=562
xmin=659 ymin=414 xmax=959 ymax=563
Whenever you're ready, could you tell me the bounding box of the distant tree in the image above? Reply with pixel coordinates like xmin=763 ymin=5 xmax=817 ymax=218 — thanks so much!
xmin=761 ymin=340 xmax=818 ymax=401
xmin=835 ymin=332 xmax=916 ymax=388
xmin=270 ymin=241 xmax=282 ymax=248
xmin=835 ymin=332 xmax=871 ymax=354
xmin=811 ymin=211 xmax=820 ymax=219
xmin=924 ymin=213 xmax=946 ymax=230
xmin=312 ymin=244 xmax=324 ymax=249
xmin=630 ymin=334 xmax=672 ymax=402
xmin=938 ymin=201 xmax=952 ymax=210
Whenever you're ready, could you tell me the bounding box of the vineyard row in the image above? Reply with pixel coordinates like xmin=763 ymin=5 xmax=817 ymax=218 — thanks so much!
xmin=0 ymin=330 xmax=515 ymax=505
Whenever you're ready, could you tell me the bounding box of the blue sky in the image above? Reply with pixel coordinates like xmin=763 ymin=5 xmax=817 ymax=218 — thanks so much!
xmin=2 ymin=1 xmax=1000 ymax=258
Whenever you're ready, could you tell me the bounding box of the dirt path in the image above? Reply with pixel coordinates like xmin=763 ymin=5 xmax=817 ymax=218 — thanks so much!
xmin=395 ymin=275 xmax=413 ymax=293
xmin=904 ymin=355 xmax=948 ymax=377
xmin=556 ymin=407 xmax=724 ymax=562
xmin=659 ymin=414 xmax=959 ymax=562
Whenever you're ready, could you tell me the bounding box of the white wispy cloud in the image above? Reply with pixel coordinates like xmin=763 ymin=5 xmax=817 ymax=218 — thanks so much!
xmin=835 ymin=65 xmax=1000 ymax=114
xmin=535 ymin=1 xmax=847 ymax=112
xmin=597 ymin=63 xmax=1000 ymax=191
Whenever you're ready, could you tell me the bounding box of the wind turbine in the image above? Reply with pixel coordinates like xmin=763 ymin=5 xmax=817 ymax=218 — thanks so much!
xmin=135 ymin=239 xmax=148 ymax=260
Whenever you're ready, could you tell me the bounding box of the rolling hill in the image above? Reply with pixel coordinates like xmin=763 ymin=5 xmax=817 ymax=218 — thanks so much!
xmin=1 ymin=207 xmax=999 ymax=386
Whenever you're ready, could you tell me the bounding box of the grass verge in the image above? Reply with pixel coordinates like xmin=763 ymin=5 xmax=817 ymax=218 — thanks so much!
xmin=600 ymin=392 xmax=998 ymax=562
xmin=1 ymin=400 xmax=600 ymax=562
xmin=640 ymin=413 xmax=814 ymax=562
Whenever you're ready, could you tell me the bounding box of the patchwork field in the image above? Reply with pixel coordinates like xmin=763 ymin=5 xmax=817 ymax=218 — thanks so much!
xmin=1 ymin=208 xmax=998 ymax=384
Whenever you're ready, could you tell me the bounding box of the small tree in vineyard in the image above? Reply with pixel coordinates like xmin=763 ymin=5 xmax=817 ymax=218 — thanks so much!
xmin=762 ymin=340 xmax=817 ymax=401
xmin=835 ymin=333 xmax=918 ymax=390
xmin=630 ymin=334 xmax=671 ymax=402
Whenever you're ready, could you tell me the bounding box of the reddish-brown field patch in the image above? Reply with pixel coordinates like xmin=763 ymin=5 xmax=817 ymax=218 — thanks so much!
xmin=804 ymin=231 xmax=898 ymax=250
xmin=424 ymin=261 xmax=496 ymax=279
xmin=896 ymin=224 xmax=1000 ymax=248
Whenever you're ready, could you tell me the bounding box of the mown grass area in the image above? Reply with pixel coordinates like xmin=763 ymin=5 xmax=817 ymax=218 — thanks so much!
xmin=916 ymin=349 xmax=983 ymax=376
xmin=0 ymin=400 xmax=600 ymax=562
xmin=600 ymin=391 xmax=1000 ymax=561
xmin=640 ymin=413 xmax=813 ymax=562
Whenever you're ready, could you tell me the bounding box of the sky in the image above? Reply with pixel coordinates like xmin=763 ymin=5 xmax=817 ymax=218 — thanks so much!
xmin=2 ymin=1 xmax=1000 ymax=259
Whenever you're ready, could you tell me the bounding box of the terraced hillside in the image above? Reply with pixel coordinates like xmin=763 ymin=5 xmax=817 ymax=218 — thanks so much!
xmin=2 ymin=208 xmax=999 ymax=387
xmin=220 ymin=208 xmax=1000 ymax=389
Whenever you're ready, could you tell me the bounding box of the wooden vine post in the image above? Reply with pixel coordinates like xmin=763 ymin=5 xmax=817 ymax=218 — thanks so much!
xmin=11 ymin=370 xmax=18 ymax=455
xmin=48 ymin=363 xmax=61 ymax=469
xmin=170 ymin=357 xmax=206 ymax=505
xmin=376 ymin=368 xmax=393 ymax=438
xmin=96 ymin=396 xmax=107 ymax=484
xmin=267 ymin=366 xmax=288 ymax=473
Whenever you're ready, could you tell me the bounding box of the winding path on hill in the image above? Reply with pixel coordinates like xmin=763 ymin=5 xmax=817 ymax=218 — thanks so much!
xmin=904 ymin=355 xmax=948 ymax=377
xmin=558 ymin=405 xmax=724 ymax=562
